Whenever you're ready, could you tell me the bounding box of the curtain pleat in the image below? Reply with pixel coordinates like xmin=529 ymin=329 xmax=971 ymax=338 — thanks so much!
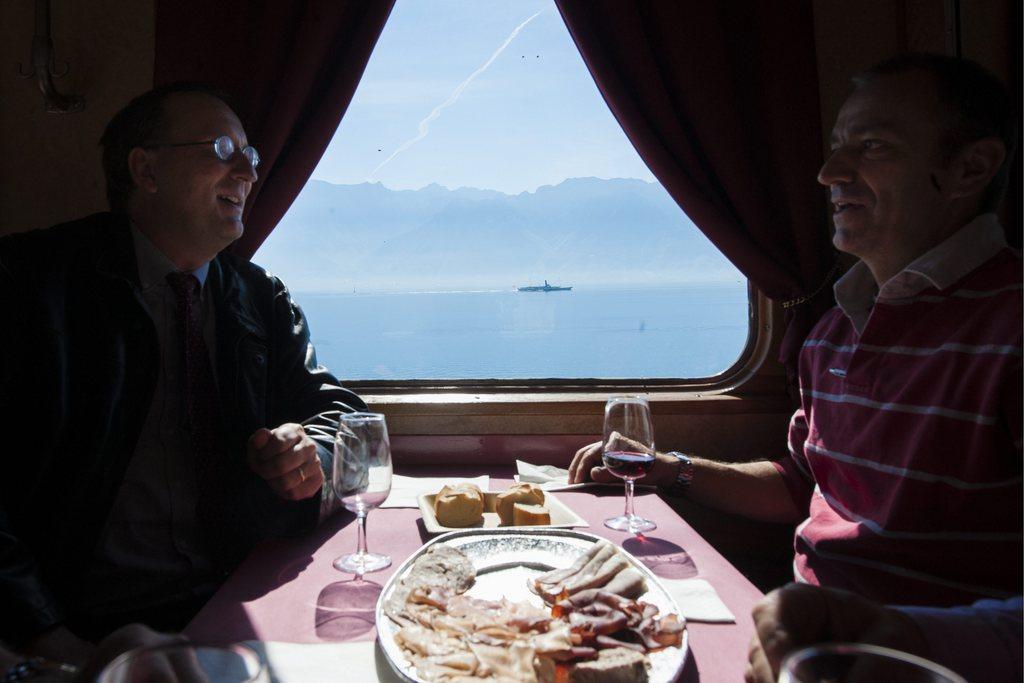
xmin=555 ymin=1 xmax=837 ymax=377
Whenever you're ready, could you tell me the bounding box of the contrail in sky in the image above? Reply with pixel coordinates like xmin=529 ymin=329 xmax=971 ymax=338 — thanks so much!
xmin=368 ymin=9 xmax=545 ymax=181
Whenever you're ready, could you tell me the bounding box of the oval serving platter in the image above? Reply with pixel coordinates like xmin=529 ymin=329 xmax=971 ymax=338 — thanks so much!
xmin=375 ymin=528 xmax=688 ymax=682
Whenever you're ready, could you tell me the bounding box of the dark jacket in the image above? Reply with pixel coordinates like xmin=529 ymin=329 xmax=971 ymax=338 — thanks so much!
xmin=0 ymin=213 xmax=366 ymax=642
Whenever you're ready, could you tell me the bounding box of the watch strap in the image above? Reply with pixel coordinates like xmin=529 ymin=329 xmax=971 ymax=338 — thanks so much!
xmin=665 ymin=451 xmax=693 ymax=497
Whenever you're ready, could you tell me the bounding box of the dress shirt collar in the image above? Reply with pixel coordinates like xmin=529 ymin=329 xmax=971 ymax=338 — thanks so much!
xmin=833 ymin=213 xmax=1007 ymax=334
xmin=130 ymin=223 xmax=210 ymax=290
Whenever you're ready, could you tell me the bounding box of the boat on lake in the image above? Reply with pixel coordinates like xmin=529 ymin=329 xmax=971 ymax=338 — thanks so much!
xmin=517 ymin=279 xmax=572 ymax=292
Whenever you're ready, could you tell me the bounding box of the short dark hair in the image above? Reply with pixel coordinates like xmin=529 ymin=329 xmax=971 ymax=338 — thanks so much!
xmin=100 ymin=83 xmax=237 ymax=213
xmin=853 ymin=54 xmax=1018 ymax=213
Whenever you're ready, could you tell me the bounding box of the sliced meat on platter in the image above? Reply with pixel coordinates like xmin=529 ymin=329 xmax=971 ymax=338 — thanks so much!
xmin=387 ymin=541 xmax=684 ymax=682
xmin=554 ymin=589 xmax=685 ymax=653
xmin=530 ymin=539 xmax=647 ymax=602
xmin=394 ymin=588 xmax=578 ymax=682
xmin=385 ymin=544 xmax=477 ymax=626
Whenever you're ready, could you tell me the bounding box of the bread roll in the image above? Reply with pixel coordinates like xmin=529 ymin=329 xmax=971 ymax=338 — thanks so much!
xmin=434 ymin=483 xmax=484 ymax=527
xmin=496 ymin=483 xmax=545 ymax=525
xmin=513 ymin=503 xmax=551 ymax=526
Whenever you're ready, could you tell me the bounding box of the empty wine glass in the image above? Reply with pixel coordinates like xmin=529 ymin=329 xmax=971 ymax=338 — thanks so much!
xmin=333 ymin=412 xmax=393 ymax=575
xmin=97 ymin=643 xmax=267 ymax=683
xmin=602 ymin=396 xmax=657 ymax=534
xmin=780 ymin=643 xmax=966 ymax=682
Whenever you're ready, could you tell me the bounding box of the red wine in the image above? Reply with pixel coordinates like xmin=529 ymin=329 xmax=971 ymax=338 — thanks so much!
xmin=603 ymin=450 xmax=655 ymax=479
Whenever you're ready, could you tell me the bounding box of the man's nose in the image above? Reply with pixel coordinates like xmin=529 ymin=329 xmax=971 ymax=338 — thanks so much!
xmin=817 ymin=148 xmax=853 ymax=187
xmin=231 ymin=153 xmax=258 ymax=183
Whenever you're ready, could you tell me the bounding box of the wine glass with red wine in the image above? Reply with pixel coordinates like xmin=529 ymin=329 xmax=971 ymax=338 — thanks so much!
xmin=602 ymin=396 xmax=657 ymax=534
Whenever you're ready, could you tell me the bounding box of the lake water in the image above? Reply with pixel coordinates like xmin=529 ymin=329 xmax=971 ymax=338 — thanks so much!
xmin=294 ymin=283 xmax=750 ymax=381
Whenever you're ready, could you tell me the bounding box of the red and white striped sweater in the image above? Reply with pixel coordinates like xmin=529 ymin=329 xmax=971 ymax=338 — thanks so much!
xmin=776 ymin=214 xmax=1023 ymax=606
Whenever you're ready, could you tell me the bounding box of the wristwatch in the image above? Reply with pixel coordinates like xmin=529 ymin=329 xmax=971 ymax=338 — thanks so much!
xmin=665 ymin=451 xmax=693 ymax=497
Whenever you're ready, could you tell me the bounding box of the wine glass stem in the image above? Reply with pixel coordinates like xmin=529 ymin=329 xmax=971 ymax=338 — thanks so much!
xmin=356 ymin=511 xmax=369 ymax=557
xmin=623 ymin=479 xmax=636 ymax=519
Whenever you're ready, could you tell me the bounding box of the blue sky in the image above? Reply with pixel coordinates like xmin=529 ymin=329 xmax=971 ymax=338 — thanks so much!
xmin=310 ymin=0 xmax=657 ymax=194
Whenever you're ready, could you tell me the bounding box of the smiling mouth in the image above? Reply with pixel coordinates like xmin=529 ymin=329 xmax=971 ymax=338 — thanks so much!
xmin=833 ymin=202 xmax=862 ymax=214
xmin=218 ymin=194 xmax=242 ymax=207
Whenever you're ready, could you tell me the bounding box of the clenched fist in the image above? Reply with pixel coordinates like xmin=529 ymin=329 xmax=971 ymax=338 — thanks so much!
xmin=246 ymin=423 xmax=324 ymax=501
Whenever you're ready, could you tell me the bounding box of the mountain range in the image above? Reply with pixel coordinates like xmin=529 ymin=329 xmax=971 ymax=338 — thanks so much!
xmin=255 ymin=177 xmax=741 ymax=292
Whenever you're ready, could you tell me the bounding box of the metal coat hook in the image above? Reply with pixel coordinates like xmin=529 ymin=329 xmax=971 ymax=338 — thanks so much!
xmin=17 ymin=0 xmax=85 ymax=114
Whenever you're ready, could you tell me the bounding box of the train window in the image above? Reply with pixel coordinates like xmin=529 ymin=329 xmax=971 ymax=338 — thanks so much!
xmin=256 ymin=0 xmax=751 ymax=384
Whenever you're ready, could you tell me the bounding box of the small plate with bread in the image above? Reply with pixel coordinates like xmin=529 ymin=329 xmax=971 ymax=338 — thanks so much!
xmin=418 ymin=482 xmax=588 ymax=534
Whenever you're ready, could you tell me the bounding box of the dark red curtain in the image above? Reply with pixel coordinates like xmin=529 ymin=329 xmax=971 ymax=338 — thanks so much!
xmin=555 ymin=1 xmax=836 ymax=377
xmin=1007 ymin=0 xmax=1022 ymax=249
xmin=155 ymin=0 xmax=395 ymax=258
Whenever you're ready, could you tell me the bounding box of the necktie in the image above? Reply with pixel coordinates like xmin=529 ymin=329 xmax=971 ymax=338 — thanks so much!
xmin=166 ymin=272 xmax=223 ymax=461
xmin=166 ymin=271 xmax=227 ymax=562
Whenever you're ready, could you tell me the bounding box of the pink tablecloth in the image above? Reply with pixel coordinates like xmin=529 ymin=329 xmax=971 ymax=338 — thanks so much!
xmin=185 ymin=469 xmax=763 ymax=682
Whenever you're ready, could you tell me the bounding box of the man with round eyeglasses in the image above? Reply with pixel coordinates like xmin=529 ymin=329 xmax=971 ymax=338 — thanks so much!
xmin=0 ymin=83 xmax=366 ymax=663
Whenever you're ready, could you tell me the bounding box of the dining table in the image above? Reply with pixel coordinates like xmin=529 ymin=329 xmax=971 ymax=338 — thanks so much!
xmin=184 ymin=466 xmax=765 ymax=682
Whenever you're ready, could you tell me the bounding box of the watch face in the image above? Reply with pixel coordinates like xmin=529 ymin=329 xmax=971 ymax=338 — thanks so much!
xmin=670 ymin=453 xmax=693 ymax=484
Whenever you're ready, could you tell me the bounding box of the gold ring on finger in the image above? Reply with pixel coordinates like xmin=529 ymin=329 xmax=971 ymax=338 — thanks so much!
xmin=299 ymin=466 xmax=306 ymax=483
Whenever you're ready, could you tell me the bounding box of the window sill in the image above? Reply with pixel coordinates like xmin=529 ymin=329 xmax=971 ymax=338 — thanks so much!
xmin=378 ymin=391 xmax=793 ymax=466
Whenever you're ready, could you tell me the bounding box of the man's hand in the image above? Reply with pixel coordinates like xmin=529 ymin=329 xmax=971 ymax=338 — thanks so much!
xmin=745 ymin=583 xmax=930 ymax=683
xmin=24 ymin=625 xmax=95 ymax=666
xmin=246 ymin=423 xmax=324 ymax=501
xmin=568 ymin=435 xmax=679 ymax=488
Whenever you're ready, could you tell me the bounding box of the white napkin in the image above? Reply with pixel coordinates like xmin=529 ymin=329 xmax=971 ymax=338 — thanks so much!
xmin=662 ymin=578 xmax=736 ymax=623
xmin=514 ymin=460 xmax=575 ymax=489
xmin=381 ymin=475 xmax=490 ymax=508
xmin=246 ymin=640 xmax=401 ymax=683
xmin=514 ymin=460 xmax=656 ymax=491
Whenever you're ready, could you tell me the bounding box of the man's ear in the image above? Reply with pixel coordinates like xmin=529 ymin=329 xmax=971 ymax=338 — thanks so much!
xmin=947 ymin=137 xmax=1006 ymax=201
xmin=127 ymin=147 xmax=159 ymax=195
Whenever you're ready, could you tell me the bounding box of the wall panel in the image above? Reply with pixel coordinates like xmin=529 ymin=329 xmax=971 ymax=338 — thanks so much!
xmin=0 ymin=1 xmax=154 ymax=236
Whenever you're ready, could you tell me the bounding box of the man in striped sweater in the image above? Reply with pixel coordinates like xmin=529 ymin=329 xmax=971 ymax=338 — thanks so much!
xmin=570 ymin=54 xmax=1021 ymax=609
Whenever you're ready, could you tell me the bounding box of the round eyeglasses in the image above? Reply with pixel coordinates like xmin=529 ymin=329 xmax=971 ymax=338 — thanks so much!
xmin=145 ymin=135 xmax=260 ymax=168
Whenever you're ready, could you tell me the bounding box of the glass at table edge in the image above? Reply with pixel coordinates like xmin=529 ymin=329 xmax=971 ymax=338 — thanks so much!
xmin=97 ymin=642 xmax=266 ymax=683
xmin=779 ymin=642 xmax=967 ymax=683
